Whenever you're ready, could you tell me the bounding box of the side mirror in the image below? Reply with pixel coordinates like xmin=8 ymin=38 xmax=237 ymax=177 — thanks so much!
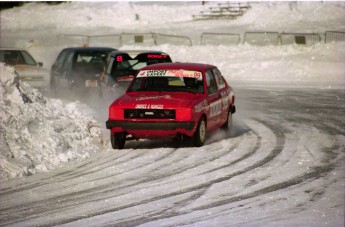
xmin=38 ymin=62 xmax=43 ymax=67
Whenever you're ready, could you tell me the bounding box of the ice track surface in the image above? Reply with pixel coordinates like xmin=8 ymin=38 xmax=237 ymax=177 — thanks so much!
xmin=0 ymin=87 xmax=344 ymax=226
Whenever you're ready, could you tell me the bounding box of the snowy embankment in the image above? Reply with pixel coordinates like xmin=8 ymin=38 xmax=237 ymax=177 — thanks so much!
xmin=158 ymin=42 xmax=345 ymax=87
xmin=0 ymin=64 xmax=106 ymax=180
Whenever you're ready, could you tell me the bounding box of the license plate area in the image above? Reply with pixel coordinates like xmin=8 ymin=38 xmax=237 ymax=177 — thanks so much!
xmin=85 ymin=80 xmax=98 ymax=87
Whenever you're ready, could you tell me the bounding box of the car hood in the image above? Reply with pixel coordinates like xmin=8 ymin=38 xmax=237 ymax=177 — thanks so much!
xmin=115 ymin=92 xmax=202 ymax=109
xmin=15 ymin=65 xmax=50 ymax=77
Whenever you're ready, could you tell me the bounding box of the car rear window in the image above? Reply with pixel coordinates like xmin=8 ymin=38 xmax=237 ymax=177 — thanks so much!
xmin=0 ymin=50 xmax=37 ymax=65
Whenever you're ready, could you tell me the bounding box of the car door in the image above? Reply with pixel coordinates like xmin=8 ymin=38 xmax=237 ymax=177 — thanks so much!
xmin=51 ymin=50 xmax=72 ymax=87
xmin=212 ymin=67 xmax=229 ymax=126
xmin=205 ymin=69 xmax=222 ymax=130
xmin=105 ymin=53 xmax=133 ymax=87
xmin=51 ymin=50 xmax=67 ymax=77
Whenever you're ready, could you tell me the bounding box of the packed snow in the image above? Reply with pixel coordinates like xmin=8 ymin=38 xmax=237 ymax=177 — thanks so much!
xmin=0 ymin=64 xmax=105 ymax=179
xmin=1 ymin=1 xmax=344 ymax=180
xmin=0 ymin=1 xmax=344 ymax=226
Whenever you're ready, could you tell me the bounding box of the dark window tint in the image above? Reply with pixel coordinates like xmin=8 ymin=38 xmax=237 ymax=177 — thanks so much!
xmin=212 ymin=68 xmax=225 ymax=90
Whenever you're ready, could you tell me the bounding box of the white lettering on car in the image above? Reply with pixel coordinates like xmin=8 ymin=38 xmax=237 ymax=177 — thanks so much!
xmin=149 ymin=104 xmax=163 ymax=109
xmin=136 ymin=95 xmax=171 ymax=101
xmin=220 ymin=91 xmax=229 ymax=110
xmin=194 ymin=101 xmax=206 ymax=113
xmin=135 ymin=104 xmax=164 ymax=109
xmin=210 ymin=99 xmax=222 ymax=117
xmin=146 ymin=70 xmax=167 ymax=77
xmin=135 ymin=104 xmax=147 ymax=109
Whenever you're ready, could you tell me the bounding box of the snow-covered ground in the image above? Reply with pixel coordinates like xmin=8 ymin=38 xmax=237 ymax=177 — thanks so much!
xmin=0 ymin=1 xmax=344 ymax=226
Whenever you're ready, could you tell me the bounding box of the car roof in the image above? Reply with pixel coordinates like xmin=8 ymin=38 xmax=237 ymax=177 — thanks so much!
xmin=0 ymin=47 xmax=27 ymax=51
xmin=109 ymin=50 xmax=131 ymax=56
xmin=140 ymin=62 xmax=215 ymax=72
xmin=109 ymin=50 xmax=169 ymax=55
xmin=138 ymin=50 xmax=169 ymax=54
xmin=62 ymin=47 xmax=117 ymax=52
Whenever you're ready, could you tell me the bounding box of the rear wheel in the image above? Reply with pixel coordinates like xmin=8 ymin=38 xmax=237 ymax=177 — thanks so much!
xmin=111 ymin=132 xmax=126 ymax=149
xmin=222 ymin=108 xmax=233 ymax=130
xmin=193 ymin=117 xmax=206 ymax=147
xmin=50 ymin=76 xmax=58 ymax=96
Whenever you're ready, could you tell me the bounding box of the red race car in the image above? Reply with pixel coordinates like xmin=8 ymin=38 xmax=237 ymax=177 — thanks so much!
xmin=106 ymin=62 xmax=236 ymax=149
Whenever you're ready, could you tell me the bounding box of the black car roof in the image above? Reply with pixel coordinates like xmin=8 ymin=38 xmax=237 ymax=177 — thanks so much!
xmin=62 ymin=47 xmax=117 ymax=52
xmin=109 ymin=50 xmax=169 ymax=56
xmin=109 ymin=50 xmax=131 ymax=56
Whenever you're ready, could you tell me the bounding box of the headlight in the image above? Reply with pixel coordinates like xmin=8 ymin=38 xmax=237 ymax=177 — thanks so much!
xmin=109 ymin=107 xmax=123 ymax=120
xmin=176 ymin=108 xmax=193 ymax=121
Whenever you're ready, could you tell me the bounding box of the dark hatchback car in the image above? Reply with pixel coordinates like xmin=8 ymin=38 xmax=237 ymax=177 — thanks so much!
xmin=50 ymin=47 xmax=117 ymax=97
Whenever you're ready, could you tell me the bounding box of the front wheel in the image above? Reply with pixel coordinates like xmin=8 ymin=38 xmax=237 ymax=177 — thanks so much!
xmin=193 ymin=117 xmax=206 ymax=147
xmin=111 ymin=132 xmax=126 ymax=149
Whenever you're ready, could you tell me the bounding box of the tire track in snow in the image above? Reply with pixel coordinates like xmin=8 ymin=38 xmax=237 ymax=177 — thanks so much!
xmin=0 ymin=118 xmax=280 ymax=226
xmin=1 ymin=89 xmax=344 ymax=226
xmin=0 ymin=125 xmax=247 ymax=226
xmin=0 ymin=138 xmax=241 ymax=225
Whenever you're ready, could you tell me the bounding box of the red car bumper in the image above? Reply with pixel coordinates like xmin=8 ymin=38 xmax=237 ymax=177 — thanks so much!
xmin=106 ymin=120 xmax=196 ymax=138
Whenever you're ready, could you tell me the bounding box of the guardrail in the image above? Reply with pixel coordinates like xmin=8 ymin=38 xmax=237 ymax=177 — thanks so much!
xmin=280 ymin=33 xmax=321 ymax=46
xmin=154 ymin=33 xmax=192 ymax=46
xmin=244 ymin=32 xmax=280 ymax=46
xmin=57 ymin=31 xmax=345 ymax=47
xmin=57 ymin=32 xmax=192 ymax=47
xmin=201 ymin=32 xmax=240 ymax=45
xmin=325 ymin=31 xmax=345 ymax=43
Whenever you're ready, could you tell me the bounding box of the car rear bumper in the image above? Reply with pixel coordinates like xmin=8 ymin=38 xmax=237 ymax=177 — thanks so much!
xmin=20 ymin=78 xmax=50 ymax=88
xmin=232 ymin=105 xmax=236 ymax=114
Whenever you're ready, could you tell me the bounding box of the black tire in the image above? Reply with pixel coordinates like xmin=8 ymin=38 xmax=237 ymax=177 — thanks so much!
xmin=193 ymin=117 xmax=206 ymax=147
xmin=222 ymin=108 xmax=233 ymax=130
xmin=111 ymin=132 xmax=126 ymax=149
xmin=50 ymin=77 xmax=57 ymax=96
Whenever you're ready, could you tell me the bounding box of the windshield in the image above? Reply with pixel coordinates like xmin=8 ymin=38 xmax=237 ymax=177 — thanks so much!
xmin=72 ymin=51 xmax=109 ymax=75
xmin=107 ymin=58 xmax=147 ymax=80
xmin=114 ymin=59 xmax=146 ymax=71
xmin=0 ymin=50 xmax=37 ymax=66
xmin=128 ymin=69 xmax=204 ymax=94
xmin=106 ymin=53 xmax=173 ymax=81
xmin=75 ymin=51 xmax=109 ymax=64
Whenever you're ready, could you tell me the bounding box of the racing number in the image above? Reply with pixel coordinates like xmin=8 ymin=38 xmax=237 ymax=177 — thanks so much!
xmin=116 ymin=55 xmax=123 ymax=62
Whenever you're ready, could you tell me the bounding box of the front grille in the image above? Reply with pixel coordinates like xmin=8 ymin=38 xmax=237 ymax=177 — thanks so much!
xmin=124 ymin=109 xmax=176 ymax=119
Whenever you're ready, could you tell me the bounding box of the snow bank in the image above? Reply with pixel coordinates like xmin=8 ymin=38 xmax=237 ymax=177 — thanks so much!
xmin=0 ymin=2 xmax=202 ymax=30
xmin=237 ymin=1 xmax=345 ymax=32
xmin=1 ymin=2 xmax=344 ymax=32
xmin=0 ymin=63 xmax=105 ymax=180
xmin=123 ymin=42 xmax=345 ymax=87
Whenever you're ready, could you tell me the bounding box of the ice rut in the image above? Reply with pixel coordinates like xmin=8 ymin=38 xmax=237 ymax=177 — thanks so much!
xmin=0 ymin=117 xmax=342 ymax=227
